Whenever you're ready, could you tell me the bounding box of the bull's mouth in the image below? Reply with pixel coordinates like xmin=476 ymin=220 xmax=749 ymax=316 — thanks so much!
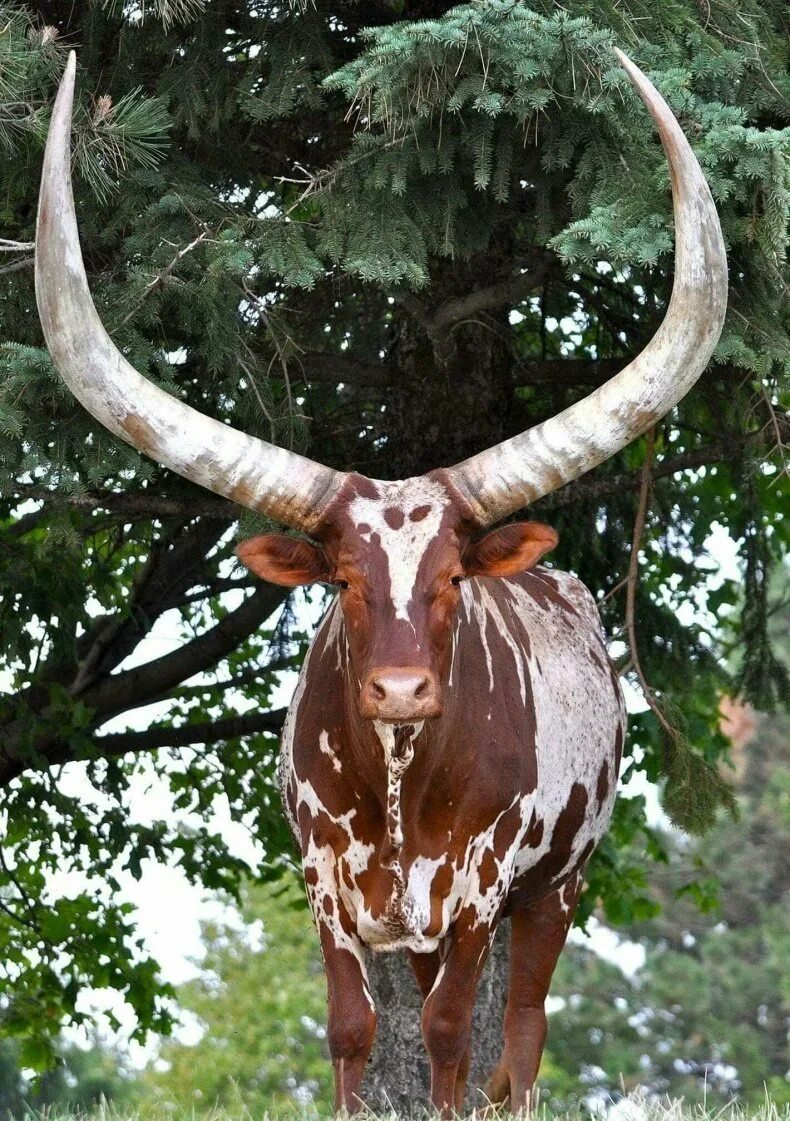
xmin=365 ymin=708 xmax=443 ymax=726
xmin=360 ymin=705 xmax=442 ymax=725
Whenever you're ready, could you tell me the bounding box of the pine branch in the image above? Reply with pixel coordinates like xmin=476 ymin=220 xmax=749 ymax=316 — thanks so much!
xmin=430 ymin=260 xmax=554 ymax=333
xmin=70 ymin=520 xmax=228 ymax=693
xmin=0 ymin=257 xmax=33 ymax=277
xmin=0 ymin=586 xmax=287 ymax=787
xmin=295 ymin=352 xmax=390 ymax=388
xmin=140 ymin=656 xmax=301 ymax=709
xmin=118 ymin=226 xmax=216 ymax=327
xmin=510 ymin=357 xmax=626 ymax=388
xmin=535 ymin=425 xmax=787 ymax=511
xmin=284 ymin=354 xmax=626 ymax=390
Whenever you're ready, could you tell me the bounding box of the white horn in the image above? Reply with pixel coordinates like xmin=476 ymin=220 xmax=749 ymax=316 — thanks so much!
xmin=446 ymin=49 xmax=728 ymax=526
xmin=36 ymin=52 xmax=346 ymax=533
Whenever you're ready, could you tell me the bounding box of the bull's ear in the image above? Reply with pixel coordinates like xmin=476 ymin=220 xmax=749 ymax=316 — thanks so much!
xmin=236 ymin=535 xmax=328 ymax=587
xmin=464 ymin=522 xmax=558 ymax=578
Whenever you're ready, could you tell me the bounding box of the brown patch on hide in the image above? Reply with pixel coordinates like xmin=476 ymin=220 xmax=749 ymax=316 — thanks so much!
xmin=596 ymin=760 xmax=610 ymax=811
xmin=613 ymin=723 xmax=624 ymax=774
xmin=506 ymin=782 xmax=589 ymax=909
xmin=524 ymin=809 xmax=544 ymax=848
xmin=427 ymin=859 xmax=455 ymax=937
xmin=477 ymin=848 xmax=500 ymax=892
xmin=522 ymin=568 xmax=580 ymax=617
xmin=493 ymin=801 xmax=522 ymax=855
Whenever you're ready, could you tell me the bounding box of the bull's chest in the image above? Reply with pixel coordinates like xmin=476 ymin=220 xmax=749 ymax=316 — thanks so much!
xmin=336 ymin=788 xmax=535 ymax=954
xmin=290 ymin=711 xmax=619 ymax=955
xmin=290 ymin=731 xmax=619 ymax=956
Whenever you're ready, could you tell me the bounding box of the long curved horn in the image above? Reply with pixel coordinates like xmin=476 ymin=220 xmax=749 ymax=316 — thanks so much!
xmin=36 ymin=52 xmax=345 ymax=534
xmin=446 ymin=49 xmax=727 ymax=527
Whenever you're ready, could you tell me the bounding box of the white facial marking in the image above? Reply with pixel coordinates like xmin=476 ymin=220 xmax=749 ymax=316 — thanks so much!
xmin=348 ymin=477 xmax=449 ymax=626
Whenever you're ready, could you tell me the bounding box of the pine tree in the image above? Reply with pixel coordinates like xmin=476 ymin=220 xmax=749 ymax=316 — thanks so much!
xmin=0 ymin=0 xmax=786 ymax=1064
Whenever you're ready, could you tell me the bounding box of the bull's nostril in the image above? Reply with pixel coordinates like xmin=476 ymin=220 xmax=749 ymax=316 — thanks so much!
xmin=414 ymin=677 xmax=429 ymax=699
xmin=371 ymin=679 xmax=387 ymax=702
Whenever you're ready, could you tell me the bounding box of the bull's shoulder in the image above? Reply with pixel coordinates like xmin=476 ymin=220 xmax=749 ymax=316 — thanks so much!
xmin=475 ymin=567 xmax=603 ymax=634
xmin=523 ymin=567 xmax=602 ymax=625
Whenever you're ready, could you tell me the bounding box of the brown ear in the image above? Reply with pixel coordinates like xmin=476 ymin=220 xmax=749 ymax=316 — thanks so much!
xmin=236 ymin=535 xmax=328 ymax=587
xmin=464 ymin=522 xmax=558 ymax=578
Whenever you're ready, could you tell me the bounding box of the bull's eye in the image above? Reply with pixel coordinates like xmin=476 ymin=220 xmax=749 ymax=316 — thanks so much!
xmin=336 ymin=578 xmax=350 ymax=590
xmin=450 ymin=575 xmax=463 ymax=586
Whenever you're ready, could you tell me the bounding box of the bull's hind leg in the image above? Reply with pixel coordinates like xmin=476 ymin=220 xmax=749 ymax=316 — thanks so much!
xmin=486 ymin=872 xmax=583 ymax=1111
xmin=420 ymin=917 xmax=497 ymax=1117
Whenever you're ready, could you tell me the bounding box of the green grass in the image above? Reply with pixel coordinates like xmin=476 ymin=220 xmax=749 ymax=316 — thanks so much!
xmin=22 ymin=1092 xmax=790 ymax=1121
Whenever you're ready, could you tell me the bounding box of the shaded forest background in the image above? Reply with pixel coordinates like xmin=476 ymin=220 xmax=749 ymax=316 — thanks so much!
xmin=0 ymin=0 xmax=786 ymax=1099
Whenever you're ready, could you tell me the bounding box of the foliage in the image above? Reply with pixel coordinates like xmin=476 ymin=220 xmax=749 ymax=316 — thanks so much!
xmin=0 ymin=1033 xmax=136 ymax=1117
xmin=0 ymin=0 xmax=786 ymax=1063
xmin=145 ymin=879 xmax=330 ymax=1115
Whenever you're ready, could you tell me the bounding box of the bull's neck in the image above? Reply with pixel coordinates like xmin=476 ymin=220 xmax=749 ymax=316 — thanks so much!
xmin=335 ymin=610 xmax=461 ymax=800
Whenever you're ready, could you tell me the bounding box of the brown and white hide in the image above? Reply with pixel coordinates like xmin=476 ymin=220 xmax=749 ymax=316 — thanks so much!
xmin=277 ymin=476 xmax=625 ymax=1114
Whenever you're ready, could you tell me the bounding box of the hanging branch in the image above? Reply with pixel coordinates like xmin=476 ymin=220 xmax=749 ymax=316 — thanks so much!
xmin=624 ymin=428 xmax=737 ymax=833
xmin=624 ymin=427 xmax=678 ymax=739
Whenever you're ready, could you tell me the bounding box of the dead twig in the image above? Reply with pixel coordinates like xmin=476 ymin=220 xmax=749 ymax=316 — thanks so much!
xmin=119 ymin=226 xmax=215 ymax=327
xmin=624 ymin=426 xmax=683 ymax=743
xmin=0 ymin=239 xmax=35 ymax=252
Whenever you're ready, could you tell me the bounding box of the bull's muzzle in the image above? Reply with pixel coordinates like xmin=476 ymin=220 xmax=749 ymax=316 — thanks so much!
xmin=360 ymin=666 xmax=442 ymax=722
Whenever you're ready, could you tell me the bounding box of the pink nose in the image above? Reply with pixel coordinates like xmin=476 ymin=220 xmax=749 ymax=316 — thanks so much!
xmin=360 ymin=666 xmax=442 ymax=722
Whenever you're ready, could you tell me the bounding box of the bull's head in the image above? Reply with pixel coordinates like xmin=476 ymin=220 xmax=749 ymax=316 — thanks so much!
xmin=35 ymin=51 xmax=727 ymax=724
xmin=236 ymin=475 xmax=558 ymax=721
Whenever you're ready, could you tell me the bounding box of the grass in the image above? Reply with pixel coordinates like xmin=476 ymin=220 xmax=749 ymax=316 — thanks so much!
xmin=23 ymin=1092 xmax=790 ymax=1121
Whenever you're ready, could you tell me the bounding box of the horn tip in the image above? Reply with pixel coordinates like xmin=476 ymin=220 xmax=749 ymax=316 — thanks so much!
xmin=50 ymin=50 xmax=77 ymax=131
xmin=62 ymin=50 xmax=77 ymax=87
xmin=613 ymin=46 xmax=636 ymax=75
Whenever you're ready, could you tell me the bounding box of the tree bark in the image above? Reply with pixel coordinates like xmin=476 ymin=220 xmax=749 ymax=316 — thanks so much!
xmin=384 ymin=265 xmax=517 ymax=478
xmin=362 ymin=924 xmax=509 ymax=1114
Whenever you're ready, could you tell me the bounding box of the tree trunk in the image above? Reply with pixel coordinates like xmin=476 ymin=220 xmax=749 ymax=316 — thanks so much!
xmin=362 ymin=924 xmax=509 ymax=1114
xmin=384 ymin=281 xmax=515 ymax=479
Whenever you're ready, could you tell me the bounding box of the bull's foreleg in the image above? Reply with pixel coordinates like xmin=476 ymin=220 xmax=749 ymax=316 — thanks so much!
xmin=420 ymin=917 xmax=496 ymax=1117
xmin=304 ymin=854 xmax=376 ymax=1114
xmin=486 ymin=873 xmax=583 ymax=1112
xmin=408 ymin=949 xmax=471 ymax=1111
xmin=316 ymin=923 xmax=376 ymax=1114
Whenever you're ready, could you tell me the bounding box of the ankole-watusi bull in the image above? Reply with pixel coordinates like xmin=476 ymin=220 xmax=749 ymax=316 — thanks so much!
xmin=36 ymin=49 xmax=726 ymax=1115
